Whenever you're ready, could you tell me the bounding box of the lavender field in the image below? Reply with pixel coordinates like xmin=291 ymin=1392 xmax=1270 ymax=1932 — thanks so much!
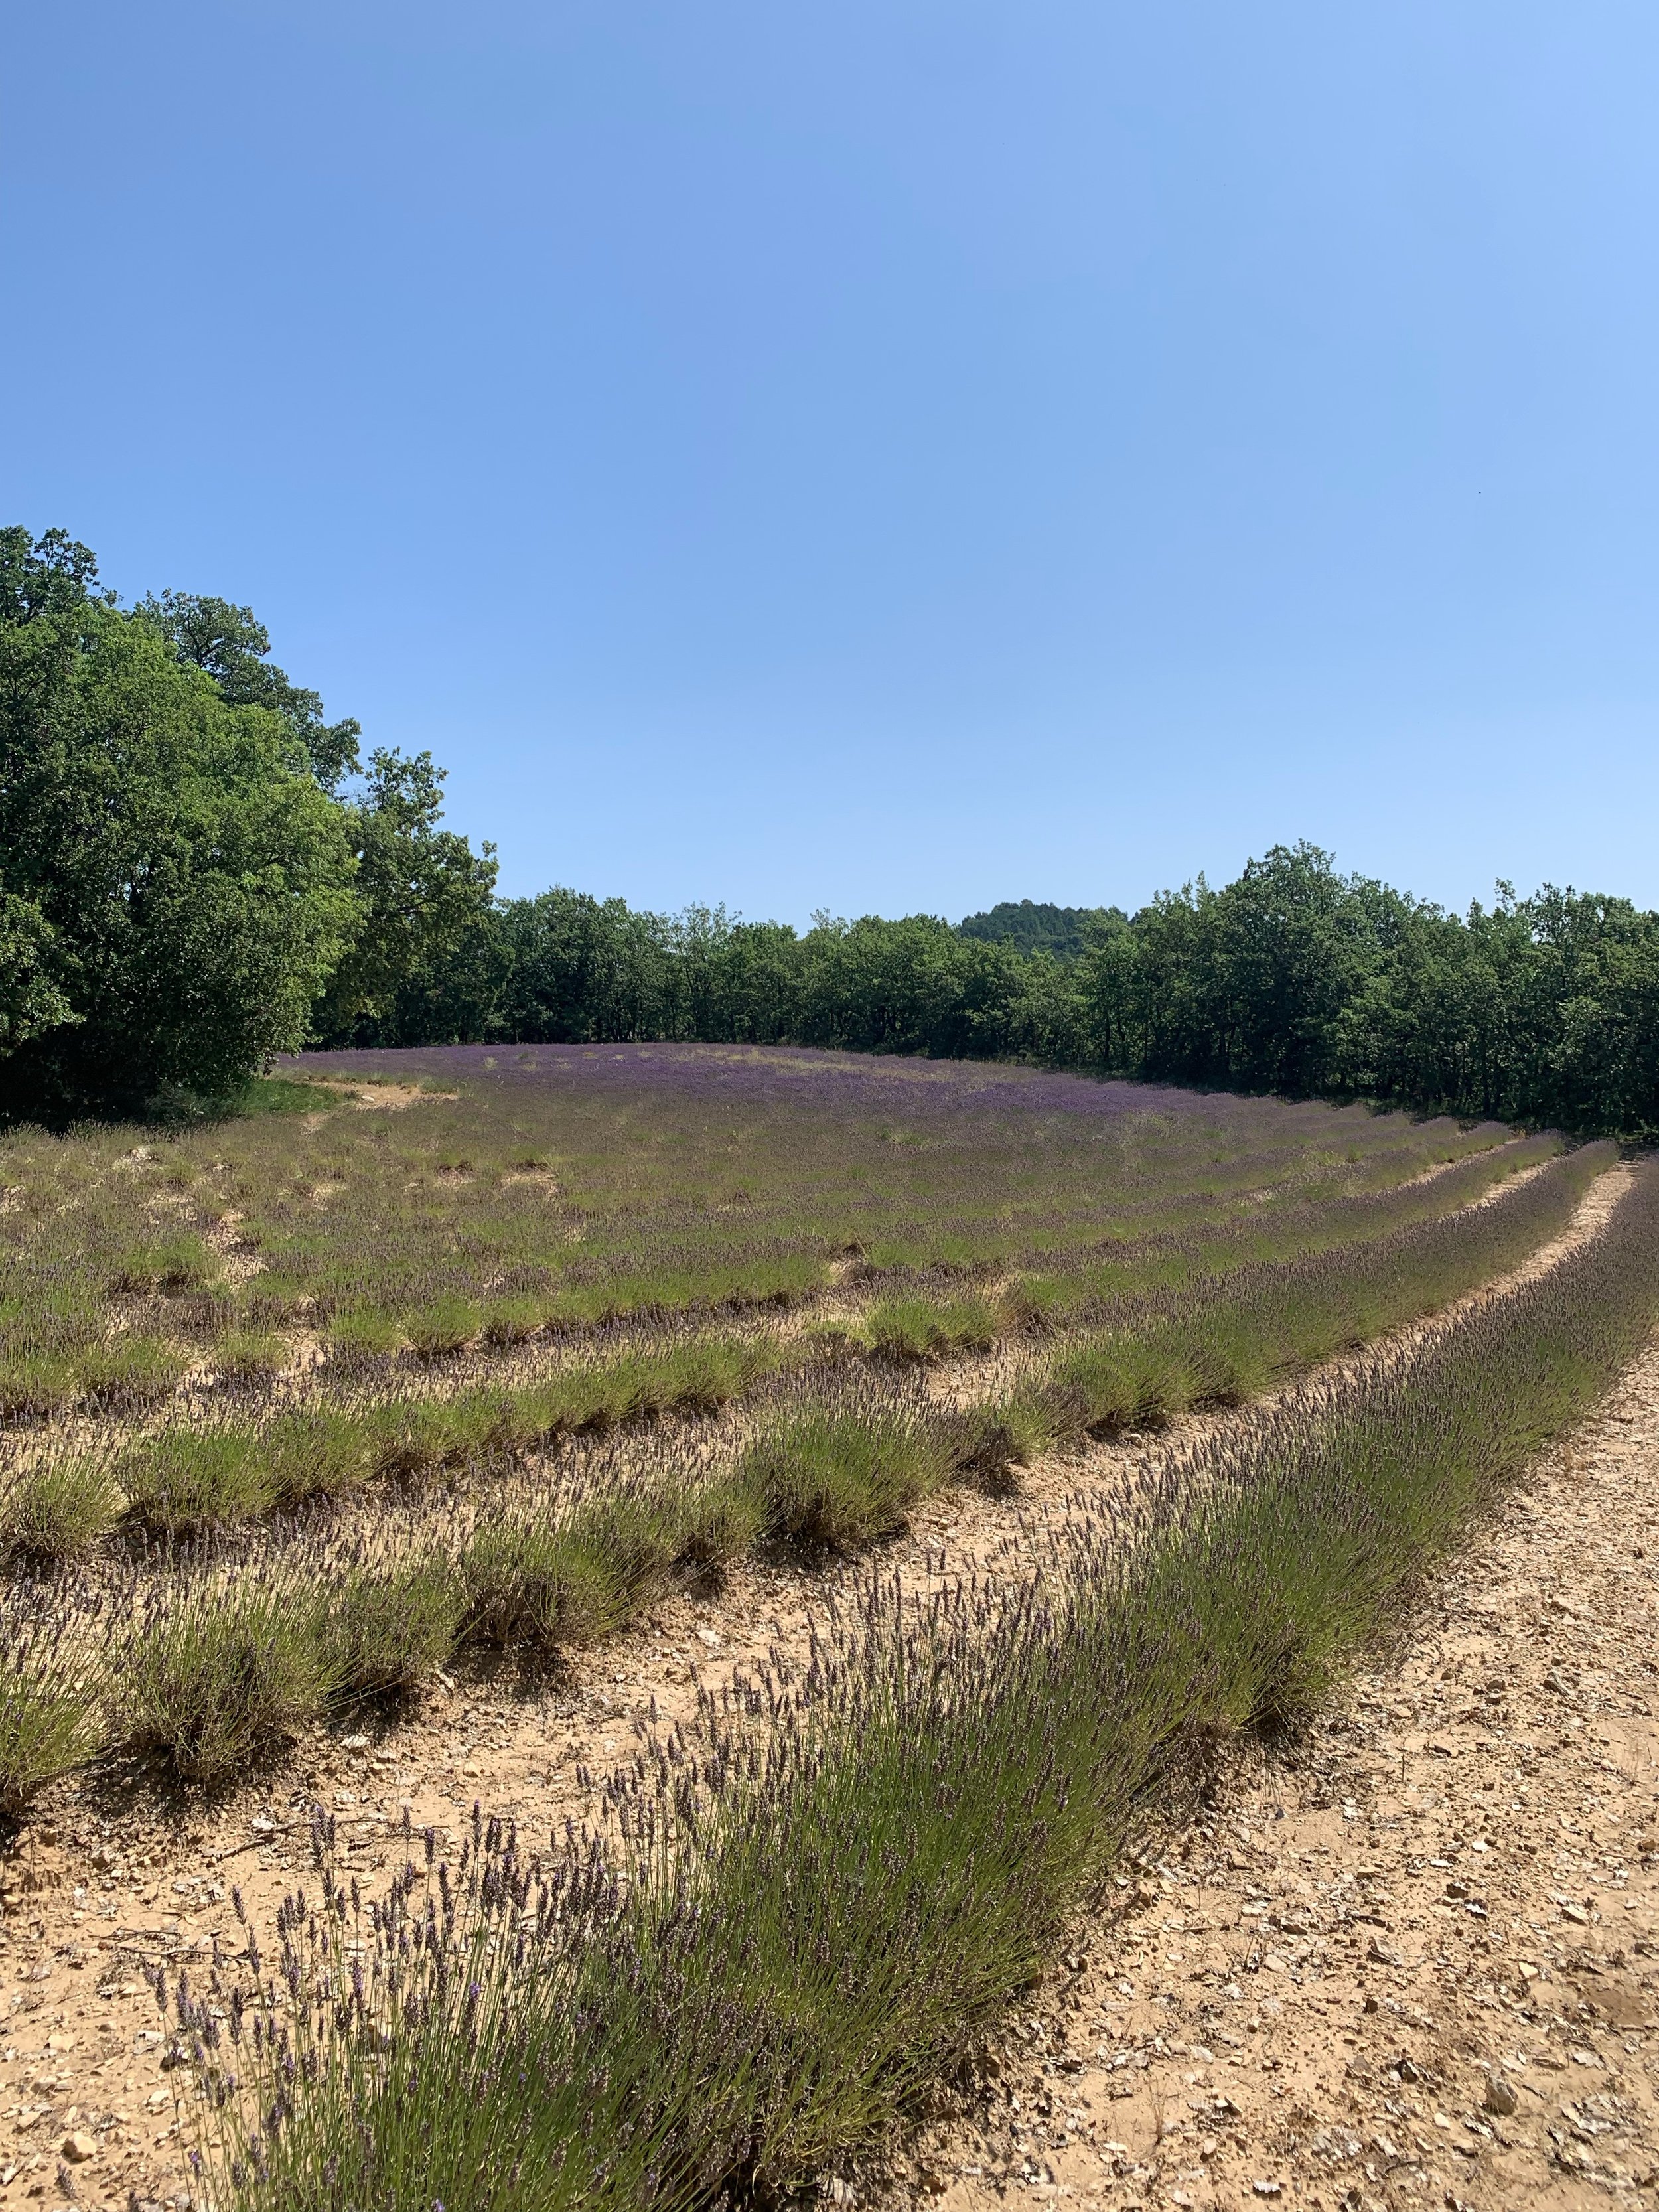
xmin=0 ymin=1043 xmax=1528 ymax=1421
xmin=0 ymin=1048 xmax=1592 ymax=1797
xmin=0 ymin=1045 xmax=1646 ymax=2212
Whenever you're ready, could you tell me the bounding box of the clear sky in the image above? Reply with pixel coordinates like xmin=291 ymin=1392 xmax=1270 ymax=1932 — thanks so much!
xmin=7 ymin=3 xmax=1658 ymax=924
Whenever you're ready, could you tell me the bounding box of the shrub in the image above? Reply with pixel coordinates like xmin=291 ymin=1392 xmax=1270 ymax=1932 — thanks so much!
xmin=744 ymin=1404 xmax=952 ymax=1549
xmin=117 ymin=1432 xmax=275 ymax=1536
xmin=461 ymin=1520 xmax=611 ymax=1650
xmin=1045 ymin=1332 xmax=1200 ymax=1432
xmin=479 ymin=1293 xmax=547 ymax=1347
xmin=646 ymin=1336 xmax=779 ymax=1416
xmin=0 ymin=1352 xmax=78 ymax=1420
xmin=106 ymin=1236 xmax=216 ymax=1293
xmin=0 ymin=1631 xmax=102 ymax=1816
xmin=944 ymin=1395 xmax=1056 ymax=1490
xmin=672 ymin=1471 xmax=769 ymax=1572
xmin=403 ymin=1298 xmax=480 ymax=1359
xmin=326 ymin=1307 xmax=409 ymax=1361
xmin=77 ymin=1334 xmax=189 ymax=1406
xmin=259 ymin=1408 xmax=379 ymax=1508
xmin=213 ymin=1329 xmax=289 ymax=1384
xmin=364 ymin=1396 xmax=502 ymax=1481
xmin=862 ymin=1294 xmax=999 ymax=1361
xmin=461 ymin=1500 xmax=676 ymax=1652
xmin=124 ymin=1580 xmax=326 ymax=1781
xmin=1 ymin=1458 xmax=121 ymax=1560
xmin=320 ymin=1559 xmax=463 ymax=1699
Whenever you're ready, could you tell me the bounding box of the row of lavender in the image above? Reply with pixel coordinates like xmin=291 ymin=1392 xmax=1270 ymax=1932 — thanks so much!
xmin=177 ymin=1158 xmax=1659 ymax=2211
xmin=0 ymin=1048 xmax=1514 ymax=1420
xmin=0 ymin=1137 xmax=1611 ymax=1809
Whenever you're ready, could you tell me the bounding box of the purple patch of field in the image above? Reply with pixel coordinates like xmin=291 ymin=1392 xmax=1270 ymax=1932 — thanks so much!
xmin=289 ymin=1040 xmax=1393 ymax=1138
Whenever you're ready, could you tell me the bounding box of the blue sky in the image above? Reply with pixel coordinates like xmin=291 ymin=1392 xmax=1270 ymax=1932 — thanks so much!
xmin=7 ymin=3 xmax=1658 ymax=922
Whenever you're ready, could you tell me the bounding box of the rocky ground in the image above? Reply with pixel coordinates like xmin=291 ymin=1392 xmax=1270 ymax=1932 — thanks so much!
xmin=0 ymin=1173 xmax=1652 ymax=2212
xmin=887 ymin=1341 xmax=1659 ymax=2212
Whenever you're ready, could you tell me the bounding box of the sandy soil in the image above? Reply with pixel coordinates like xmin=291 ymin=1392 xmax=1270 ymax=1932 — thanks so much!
xmin=0 ymin=1167 xmax=1644 ymax=2211
xmin=884 ymin=1341 xmax=1659 ymax=2212
xmin=299 ymin=1079 xmax=445 ymax=1117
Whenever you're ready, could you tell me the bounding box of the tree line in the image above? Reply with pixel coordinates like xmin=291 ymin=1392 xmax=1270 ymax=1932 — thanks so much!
xmin=4 ymin=526 xmax=1656 ymax=1136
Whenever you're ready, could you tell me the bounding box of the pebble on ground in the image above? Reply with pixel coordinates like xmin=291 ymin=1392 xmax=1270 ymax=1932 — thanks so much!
xmin=881 ymin=1344 xmax=1659 ymax=2212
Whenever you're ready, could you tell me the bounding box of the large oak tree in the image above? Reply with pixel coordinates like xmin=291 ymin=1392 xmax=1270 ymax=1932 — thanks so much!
xmin=0 ymin=528 xmax=359 ymax=1118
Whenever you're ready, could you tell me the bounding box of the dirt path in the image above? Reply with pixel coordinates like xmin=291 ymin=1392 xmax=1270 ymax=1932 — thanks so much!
xmin=889 ymin=1335 xmax=1659 ymax=2212
xmin=299 ymin=1078 xmax=447 ymax=1120
xmin=0 ymin=1166 xmax=1640 ymax=2212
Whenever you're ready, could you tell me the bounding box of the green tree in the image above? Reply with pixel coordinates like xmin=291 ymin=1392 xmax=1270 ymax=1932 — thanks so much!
xmin=494 ymin=889 xmax=675 ymax=1043
xmin=698 ymin=916 xmax=804 ymax=1043
xmin=311 ymin=749 xmax=502 ymax=1046
xmin=135 ymin=589 xmax=362 ymax=789
xmin=0 ymin=526 xmax=104 ymax=623
xmin=0 ymin=528 xmax=360 ymax=1118
xmin=957 ymin=899 xmax=1122 ymax=958
xmin=0 ymin=893 xmax=76 ymax=1052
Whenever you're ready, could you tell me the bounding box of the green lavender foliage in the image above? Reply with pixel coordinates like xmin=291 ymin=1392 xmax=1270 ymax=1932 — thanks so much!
xmin=740 ymin=1400 xmax=952 ymax=1548
xmin=0 ymin=1044 xmax=1540 ymax=1417
xmin=7 ymin=1121 xmax=1571 ymax=1555
xmin=1017 ymin=1138 xmax=1614 ymax=1440
xmin=321 ymin=1558 xmax=465 ymax=1699
xmin=1 ymin=1456 xmax=121 ymax=1560
xmin=123 ymin=1576 xmax=330 ymax=1783
xmin=0 ymin=1605 xmax=104 ymax=1815
xmin=0 ymin=1141 xmax=1617 ymax=1806
xmin=190 ymin=1161 xmax=1659 ymax=2211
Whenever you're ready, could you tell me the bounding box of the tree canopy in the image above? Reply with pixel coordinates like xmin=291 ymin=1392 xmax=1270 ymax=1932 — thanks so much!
xmin=957 ymin=898 xmax=1123 ymax=959
xmin=0 ymin=527 xmax=511 ymax=1116
xmin=135 ymin=591 xmax=362 ymax=790
xmin=310 ymin=747 xmax=502 ymax=1049
xmin=0 ymin=528 xmax=360 ymax=1117
xmin=470 ymin=846 xmax=1659 ymax=1136
xmin=7 ymin=524 xmax=1659 ymax=1138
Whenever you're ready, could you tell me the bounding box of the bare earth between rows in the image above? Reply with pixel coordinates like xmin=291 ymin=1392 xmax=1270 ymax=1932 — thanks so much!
xmin=0 ymin=1163 xmax=1638 ymax=2211
xmin=892 ymin=1299 xmax=1659 ymax=2212
xmin=0 ymin=1129 xmax=1548 ymax=1491
xmin=5 ymin=1145 xmax=1595 ymax=1608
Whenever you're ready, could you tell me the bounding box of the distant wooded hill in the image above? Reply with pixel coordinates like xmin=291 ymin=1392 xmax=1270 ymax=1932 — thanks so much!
xmin=956 ymin=901 xmax=1124 ymax=958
